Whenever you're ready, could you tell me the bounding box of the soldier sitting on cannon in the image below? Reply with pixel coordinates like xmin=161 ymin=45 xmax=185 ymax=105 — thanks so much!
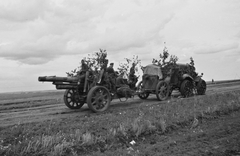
xmin=106 ymin=63 xmax=115 ymax=74
xmin=116 ymin=72 xmax=127 ymax=87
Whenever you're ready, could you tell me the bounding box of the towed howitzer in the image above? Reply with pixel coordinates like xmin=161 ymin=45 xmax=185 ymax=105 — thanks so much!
xmin=38 ymin=70 xmax=98 ymax=110
xmin=38 ymin=74 xmax=87 ymax=90
xmin=38 ymin=66 xmax=141 ymax=113
xmin=38 ymin=51 xmax=142 ymax=113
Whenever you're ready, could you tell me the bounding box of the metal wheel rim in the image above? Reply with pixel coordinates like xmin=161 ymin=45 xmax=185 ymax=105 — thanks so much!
xmin=89 ymin=88 xmax=110 ymax=111
xmin=183 ymin=80 xmax=193 ymax=97
xmin=157 ymin=82 xmax=168 ymax=99
xmin=64 ymin=89 xmax=84 ymax=108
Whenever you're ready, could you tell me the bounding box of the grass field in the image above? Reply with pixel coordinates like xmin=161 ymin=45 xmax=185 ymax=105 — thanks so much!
xmin=1 ymin=89 xmax=240 ymax=156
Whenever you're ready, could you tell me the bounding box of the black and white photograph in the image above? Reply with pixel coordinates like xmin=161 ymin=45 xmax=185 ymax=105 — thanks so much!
xmin=0 ymin=0 xmax=240 ymax=155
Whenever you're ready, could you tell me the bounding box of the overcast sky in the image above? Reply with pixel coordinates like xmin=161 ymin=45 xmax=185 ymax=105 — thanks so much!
xmin=0 ymin=0 xmax=240 ymax=93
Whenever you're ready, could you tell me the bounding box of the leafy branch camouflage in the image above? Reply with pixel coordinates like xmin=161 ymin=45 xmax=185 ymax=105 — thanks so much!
xmin=66 ymin=49 xmax=108 ymax=77
xmin=152 ymin=46 xmax=178 ymax=67
xmin=118 ymin=55 xmax=141 ymax=78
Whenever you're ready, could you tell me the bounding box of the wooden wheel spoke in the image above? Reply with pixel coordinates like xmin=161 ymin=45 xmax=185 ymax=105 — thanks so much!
xmin=102 ymin=99 xmax=108 ymax=104
xmin=66 ymin=93 xmax=72 ymax=97
xmin=102 ymin=94 xmax=108 ymax=99
xmin=160 ymin=86 xmax=166 ymax=92
xmin=64 ymin=89 xmax=85 ymax=109
xmin=69 ymin=101 xmax=74 ymax=106
xmin=91 ymin=100 xmax=97 ymax=106
xmin=91 ymin=95 xmax=98 ymax=100
xmin=95 ymin=101 xmax=105 ymax=110
xmin=156 ymin=81 xmax=169 ymax=101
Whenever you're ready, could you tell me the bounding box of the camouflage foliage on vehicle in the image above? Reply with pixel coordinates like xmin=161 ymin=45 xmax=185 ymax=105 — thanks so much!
xmin=66 ymin=49 xmax=108 ymax=77
xmin=117 ymin=55 xmax=141 ymax=78
xmin=152 ymin=46 xmax=179 ymax=68
xmin=151 ymin=45 xmax=198 ymax=79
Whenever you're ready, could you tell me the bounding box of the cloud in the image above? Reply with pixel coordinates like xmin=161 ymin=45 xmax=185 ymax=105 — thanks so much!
xmin=194 ymin=42 xmax=239 ymax=54
xmin=0 ymin=0 xmax=111 ymax=64
xmin=0 ymin=0 xmax=178 ymax=65
xmin=1 ymin=0 xmax=240 ymax=93
xmin=0 ymin=0 xmax=49 ymax=22
xmin=0 ymin=34 xmax=67 ymax=64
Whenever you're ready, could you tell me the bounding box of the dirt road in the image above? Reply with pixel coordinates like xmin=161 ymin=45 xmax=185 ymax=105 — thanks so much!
xmin=0 ymin=81 xmax=240 ymax=127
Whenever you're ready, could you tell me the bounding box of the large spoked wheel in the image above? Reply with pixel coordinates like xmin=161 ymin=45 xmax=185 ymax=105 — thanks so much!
xmin=87 ymin=86 xmax=111 ymax=113
xmin=156 ymin=81 xmax=169 ymax=101
xmin=64 ymin=89 xmax=85 ymax=109
xmin=196 ymin=79 xmax=206 ymax=95
xmin=137 ymin=81 xmax=149 ymax=99
xmin=180 ymin=79 xmax=194 ymax=97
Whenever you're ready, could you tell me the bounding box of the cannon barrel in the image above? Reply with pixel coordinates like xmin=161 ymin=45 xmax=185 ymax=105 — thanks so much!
xmin=38 ymin=75 xmax=85 ymax=83
xmin=53 ymin=81 xmax=78 ymax=89
xmin=56 ymin=84 xmax=77 ymax=89
xmin=38 ymin=71 xmax=90 ymax=90
xmin=52 ymin=82 xmax=78 ymax=85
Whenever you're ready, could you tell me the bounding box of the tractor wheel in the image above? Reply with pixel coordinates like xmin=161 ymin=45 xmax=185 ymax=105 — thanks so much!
xmin=64 ymin=89 xmax=85 ymax=109
xmin=196 ymin=80 xmax=206 ymax=95
xmin=137 ymin=81 xmax=149 ymax=99
xmin=180 ymin=79 xmax=194 ymax=97
xmin=87 ymin=86 xmax=111 ymax=113
xmin=156 ymin=81 xmax=169 ymax=101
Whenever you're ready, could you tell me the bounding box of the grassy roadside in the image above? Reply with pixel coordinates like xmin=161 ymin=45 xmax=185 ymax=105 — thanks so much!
xmin=1 ymin=91 xmax=240 ymax=156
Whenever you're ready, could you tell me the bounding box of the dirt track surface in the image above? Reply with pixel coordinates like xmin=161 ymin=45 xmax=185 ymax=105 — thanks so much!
xmin=0 ymin=81 xmax=240 ymax=127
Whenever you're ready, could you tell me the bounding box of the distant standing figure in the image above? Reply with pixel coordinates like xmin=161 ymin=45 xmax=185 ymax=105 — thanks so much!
xmin=212 ymin=79 xmax=214 ymax=83
xmin=106 ymin=63 xmax=115 ymax=74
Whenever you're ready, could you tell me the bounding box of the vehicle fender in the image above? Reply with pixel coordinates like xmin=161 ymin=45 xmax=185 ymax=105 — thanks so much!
xmin=194 ymin=76 xmax=202 ymax=82
xmin=182 ymin=74 xmax=193 ymax=80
